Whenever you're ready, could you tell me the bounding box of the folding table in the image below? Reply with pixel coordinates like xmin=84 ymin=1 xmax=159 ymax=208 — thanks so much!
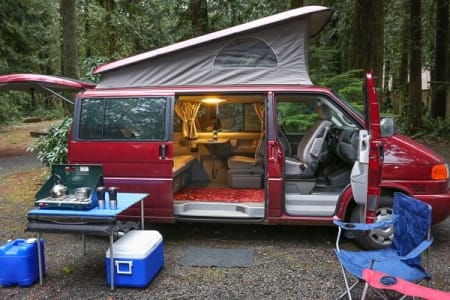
xmin=26 ymin=192 xmax=148 ymax=291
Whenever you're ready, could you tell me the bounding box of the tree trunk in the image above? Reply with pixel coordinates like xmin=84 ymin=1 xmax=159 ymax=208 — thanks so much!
xmin=190 ymin=0 xmax=209 ymax=37
xmin=396 ymin=2 xmax=410 ymax=116
xmin=61 ymin=0 xmax=79 ymax=78
xmin=348 ymin=1 xmax=384 ymax=92
xmin=98 ymin=0 xmax=116 ymax=58
xmin=430 ymin=0 xmax=449 ymax=119
xmin=61 ymin=0 xmax=78 ymax=114
xmin=407 ymin=0 xmax=422 ymax=133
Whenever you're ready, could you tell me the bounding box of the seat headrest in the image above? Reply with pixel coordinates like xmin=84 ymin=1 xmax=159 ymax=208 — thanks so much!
xmin=316 ymin=105 xmax=332 ymax=120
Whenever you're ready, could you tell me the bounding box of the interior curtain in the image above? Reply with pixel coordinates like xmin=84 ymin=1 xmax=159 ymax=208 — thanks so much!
xmin=253 ymin=103 xmax=265 ymax=155
xmin=174 ymin=101 xmax=201 ymax=139
xmin=253 ymin=102 xmax=265 ymax=132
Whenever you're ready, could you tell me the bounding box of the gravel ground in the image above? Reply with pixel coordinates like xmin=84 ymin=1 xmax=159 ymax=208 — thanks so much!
xmin=0 ymin=153 xmax=42 ymax=175
xmin=0 ymin=143 xmax=449 ymax=299
xmin=0 ymin=206 xmax=449 ymax=299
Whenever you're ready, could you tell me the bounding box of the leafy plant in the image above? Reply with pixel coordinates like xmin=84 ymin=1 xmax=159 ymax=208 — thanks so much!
xmin=80 ymin=56 xmax=109 ymax=83
xmin=416 ymin=117 xmax=450 ymax=139
xmin=27 ymin=117 xmax=72 ymax=167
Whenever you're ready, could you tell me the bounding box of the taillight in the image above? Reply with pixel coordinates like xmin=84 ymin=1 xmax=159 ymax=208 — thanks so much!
xmin=431 ymin=164 xmax=449 ymax=180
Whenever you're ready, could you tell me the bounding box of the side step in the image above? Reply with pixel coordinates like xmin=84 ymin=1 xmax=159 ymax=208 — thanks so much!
xmin=284 ymin=193 xmax=339 ymax=216
xmin=174 ymin=202 xmax=264 ymax=218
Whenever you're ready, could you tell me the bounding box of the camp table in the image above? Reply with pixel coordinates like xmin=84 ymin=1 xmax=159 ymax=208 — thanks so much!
xmin=26 ymin=192 xmax=148 ymax=291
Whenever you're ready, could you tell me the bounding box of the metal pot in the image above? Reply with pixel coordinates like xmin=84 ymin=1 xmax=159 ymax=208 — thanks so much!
xmin=50 ymin=184 xmax=68 ymax=198
xmin=74 ymin=187 xmax=91 ymax=201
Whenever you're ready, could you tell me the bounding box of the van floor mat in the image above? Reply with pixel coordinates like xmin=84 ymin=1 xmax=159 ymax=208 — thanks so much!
xmin=179 ymin=247 xmax=255 ymax=268
xmin=174 ymin=188 xmax=264 ymax=203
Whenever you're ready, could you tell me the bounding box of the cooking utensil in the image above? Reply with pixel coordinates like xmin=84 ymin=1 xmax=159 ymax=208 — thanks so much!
xmin=50 ymin=184 xmax=68 ymax=198
xmin=74 ymin=187 xmax=91 ymax=201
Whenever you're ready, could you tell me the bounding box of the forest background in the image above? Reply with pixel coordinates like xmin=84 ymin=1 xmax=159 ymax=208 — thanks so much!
xmin=0 ymin=0 xmax=449 ymax=137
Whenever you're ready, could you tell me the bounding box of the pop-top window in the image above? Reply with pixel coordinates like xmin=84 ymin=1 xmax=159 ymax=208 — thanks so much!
xmin=79 ymin=97 xmax=167 ymax=140
xmin=214 ymin=37 xmax=277 ymax=68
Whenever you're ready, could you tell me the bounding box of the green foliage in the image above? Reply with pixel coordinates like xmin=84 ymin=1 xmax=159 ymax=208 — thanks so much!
xmin=31 ymin=106 xmax=66 ymax=121
xmin=27 ymin=117 xmax=72 ymax=167
xmin=80 ymin=56 xmax=109 ymax=83
xmin=283 ymin=114 xmax=318 ymax=133
xmin=309 ymin=45 xmax=342 ymax=85
xmin=277 ymin=102 xmax=317 ymax=133
xmin=408 ymin=117 xmax=450 ymax=139
xmin=0 ymin=92 xmax=23 ymax=123
xmin=0 ymin=1 xmax=57 ymax=74
xmin=320 ymin=70 xmax=365 ymax=106
xmin=0 ymin=0 xmax=445 ymax=139
xmin=208 ymin=0 xmax=288 ymax=30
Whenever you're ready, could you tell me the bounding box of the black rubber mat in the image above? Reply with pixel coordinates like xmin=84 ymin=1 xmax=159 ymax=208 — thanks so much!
xmin=179 ymin=247 xmax=255 ymax=268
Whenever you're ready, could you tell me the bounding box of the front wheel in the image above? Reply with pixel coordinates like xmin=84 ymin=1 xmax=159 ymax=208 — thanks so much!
xmin=350 ymin=195 xmax=394 ymax=250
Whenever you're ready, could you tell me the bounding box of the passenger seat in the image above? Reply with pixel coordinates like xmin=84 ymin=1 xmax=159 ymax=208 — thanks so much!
xmin=284 ymin=104 xmax=332 ymax=176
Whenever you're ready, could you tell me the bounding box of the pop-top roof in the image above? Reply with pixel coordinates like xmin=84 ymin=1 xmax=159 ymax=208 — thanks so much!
xmin=94 ymin=5 xmax=332 ymax=88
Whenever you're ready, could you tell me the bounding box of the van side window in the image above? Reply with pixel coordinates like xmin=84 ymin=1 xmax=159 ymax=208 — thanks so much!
xmin=196 ymin=103 xmax=261 ymax=132
xmin=79 ymin=97 xmax=167 ymax=140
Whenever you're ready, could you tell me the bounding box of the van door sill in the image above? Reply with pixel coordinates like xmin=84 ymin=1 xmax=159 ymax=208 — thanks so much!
xmin=174 ymin=202 xmax=264 ymax=218
xmin=284 ymin=193 xmax=339 ymax=216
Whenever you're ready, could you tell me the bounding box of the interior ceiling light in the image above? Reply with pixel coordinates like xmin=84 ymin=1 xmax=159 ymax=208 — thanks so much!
xmin=201 ymin=97 xmax=226 ymax=104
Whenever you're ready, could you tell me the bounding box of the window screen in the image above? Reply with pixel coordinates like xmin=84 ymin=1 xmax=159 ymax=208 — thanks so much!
xmin=214 ymin=37 xmax=277 ymax=68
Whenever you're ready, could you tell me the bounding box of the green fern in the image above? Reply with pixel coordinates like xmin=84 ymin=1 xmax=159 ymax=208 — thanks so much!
xmin=27 ymin=117 xmax=72 ymax=167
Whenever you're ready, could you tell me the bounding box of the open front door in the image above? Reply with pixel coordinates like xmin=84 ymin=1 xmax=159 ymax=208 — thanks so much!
xmin=351 ymin=73 xmax=383 ymax=224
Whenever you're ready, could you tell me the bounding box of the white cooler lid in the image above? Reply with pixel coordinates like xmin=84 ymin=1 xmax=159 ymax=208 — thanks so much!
xmin=106 ymin=230 xmax=162 ymax=259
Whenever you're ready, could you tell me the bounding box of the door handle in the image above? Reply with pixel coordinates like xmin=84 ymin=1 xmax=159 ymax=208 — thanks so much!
xmin=159 ymin=144 xmax=167 ymax=159
xmin=379 ymin=143 xmax=384 ymax=162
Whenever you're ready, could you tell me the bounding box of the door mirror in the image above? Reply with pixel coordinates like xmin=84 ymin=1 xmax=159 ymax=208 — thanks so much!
xmin=380 ymin=117 xmax=395 ymax=137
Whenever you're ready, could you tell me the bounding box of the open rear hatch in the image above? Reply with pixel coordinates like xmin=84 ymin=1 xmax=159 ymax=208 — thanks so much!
xmin=0 ymin=73 xmax=96 ymax=104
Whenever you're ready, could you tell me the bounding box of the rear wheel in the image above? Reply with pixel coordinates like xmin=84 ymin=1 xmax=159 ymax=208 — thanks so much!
xmin=350 ymin=195 xmax=394 ymax=250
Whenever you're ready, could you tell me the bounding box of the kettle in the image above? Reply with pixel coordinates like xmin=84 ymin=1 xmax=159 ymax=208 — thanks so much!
xmin=50 ymin=184 xmax=68 ymax=198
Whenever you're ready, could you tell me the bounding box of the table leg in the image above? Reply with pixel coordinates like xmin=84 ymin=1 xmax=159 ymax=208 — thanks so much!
xmin=37 ymin=232 xmax=43 ymax=285
xmin=110 ymin=234 xmax=114 ymax=291
xmin=141 ymin=199 xmax=144 ymax=230
xmin=82 ymin=234 xmax=87 ymax=255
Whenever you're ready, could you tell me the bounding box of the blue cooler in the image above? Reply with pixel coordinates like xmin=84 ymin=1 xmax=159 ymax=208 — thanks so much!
xmin=106 ymin=230 xmax=163 ymax=288
xmin=0 ymin=238 xmax=45 ymax=287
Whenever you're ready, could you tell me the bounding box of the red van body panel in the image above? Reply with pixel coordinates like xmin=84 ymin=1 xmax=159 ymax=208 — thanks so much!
xmin=65 ymin=85 xmax=450 ymax=225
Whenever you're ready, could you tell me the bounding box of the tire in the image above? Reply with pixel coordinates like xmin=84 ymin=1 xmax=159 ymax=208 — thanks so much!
xmin=350 ymin=195 xmax=394 ymax=250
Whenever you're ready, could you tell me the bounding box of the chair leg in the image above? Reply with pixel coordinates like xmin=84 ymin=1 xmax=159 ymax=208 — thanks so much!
xmin=338 ymin=280 xmax=359 ymax=300
xmin=360 ymin=282 xmax=372 ymax=300
xmin=340 ymin=264 xmax=353 ymax=300
xmin=337 ymin=264 xmax=360 ymax=300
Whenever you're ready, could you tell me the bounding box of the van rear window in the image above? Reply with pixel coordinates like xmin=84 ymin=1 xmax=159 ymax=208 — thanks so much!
xmin=79 ymin=97 xmax=167 ymax=140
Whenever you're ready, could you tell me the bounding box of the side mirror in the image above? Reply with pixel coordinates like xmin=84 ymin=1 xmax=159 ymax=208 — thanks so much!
xmin=380 ymin=117 xmax=395 ymax=137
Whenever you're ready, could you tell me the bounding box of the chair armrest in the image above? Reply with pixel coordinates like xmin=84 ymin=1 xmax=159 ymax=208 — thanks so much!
xmin=334 ymin=219 xmax=395 ymax=251
xmin=363 ymin=268 xmax=450 ymax=299
xmin=333 ymin=219 xmax=394 ymax=231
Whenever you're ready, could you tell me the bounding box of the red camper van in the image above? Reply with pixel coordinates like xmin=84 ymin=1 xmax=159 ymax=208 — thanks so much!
xmin=1 ymin=6 xmax=449 ymax=249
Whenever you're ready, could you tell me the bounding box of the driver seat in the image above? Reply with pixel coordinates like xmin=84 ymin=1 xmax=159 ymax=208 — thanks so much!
xmin=284 ymin=104 xmax=332 ymax=176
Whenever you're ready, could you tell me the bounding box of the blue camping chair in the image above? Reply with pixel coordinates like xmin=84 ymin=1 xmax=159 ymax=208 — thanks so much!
xmin=334 ymin=192 xmax=433 ymax=300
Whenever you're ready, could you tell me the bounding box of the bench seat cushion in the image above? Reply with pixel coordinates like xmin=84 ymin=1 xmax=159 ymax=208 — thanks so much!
xmin=173 ymin=155 xmax=196 ymax=177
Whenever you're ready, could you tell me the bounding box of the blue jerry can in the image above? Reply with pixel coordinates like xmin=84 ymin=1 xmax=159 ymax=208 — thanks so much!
xmin=0 ymin=238 xmax=45 ymax=287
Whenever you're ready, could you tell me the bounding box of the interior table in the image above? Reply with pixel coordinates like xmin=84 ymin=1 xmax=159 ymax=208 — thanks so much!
xmin=26 ymin=192 xmax=148 ymax=291
xmin=196 ymin=138 xmax=229 ymax=179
